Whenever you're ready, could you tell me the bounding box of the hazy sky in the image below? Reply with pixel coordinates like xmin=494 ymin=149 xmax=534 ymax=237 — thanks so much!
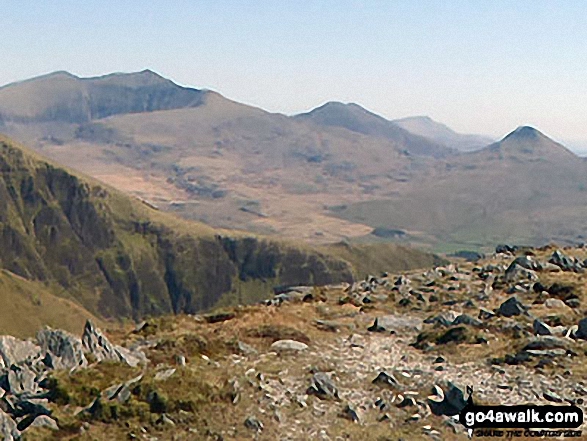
xmin=2 ymin=1 xmax=587 ymax=149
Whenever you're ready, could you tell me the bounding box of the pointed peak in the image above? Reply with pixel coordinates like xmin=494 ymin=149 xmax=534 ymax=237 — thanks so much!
xmin=491 ymin=126 xmax=577 ymax=159
xmin=44 ymin=71 xmax=78 ymax=79
xmin=503 ymin=126 xmax=543 ymax=141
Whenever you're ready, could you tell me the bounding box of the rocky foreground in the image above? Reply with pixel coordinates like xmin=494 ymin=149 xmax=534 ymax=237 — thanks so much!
xmin=2 ymin=245 xmax=587 ymax=440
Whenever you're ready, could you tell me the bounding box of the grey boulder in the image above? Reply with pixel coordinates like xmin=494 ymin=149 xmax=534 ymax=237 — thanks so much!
xmin=0 ymin=336 xmax=41 ymax=370
xmin=82 ymin=320 xmax=145 ymax=367
xmin=0 ymin=409 xmax=19 ymax=441
xmin=37 ymin=328 xmax=87 ymax=370
xmin=498 ymin=297 xmax=528 ymax=317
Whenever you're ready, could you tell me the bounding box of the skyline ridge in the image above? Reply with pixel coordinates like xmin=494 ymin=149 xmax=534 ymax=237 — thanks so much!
xmin=2 ymin=69 xmax=586 ymax=155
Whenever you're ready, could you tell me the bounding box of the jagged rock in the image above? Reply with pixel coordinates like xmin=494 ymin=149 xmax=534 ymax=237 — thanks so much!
xmin=543 ymin=391 xmax=564 ymax=403
xmin=533 ymin=319 xmax=554 ymax=336
xmin=496 ymin=244 xmax=518 ymax=254
xmin=270 ymin=340 xmax=308 ymax=352
xmin=372 ymin=371 xmax=399 ymax=388
xmin=565 ymin=298 xmax=581 ymax=309
xmin=428 ymin=383 xmax=467 ymax=416
xmin=28 ymin=415 xmax=59 ymax=431
xmin=504 ymin=264 xmax=538 ymax=283
xmin=478 ymin=308 xmax=496 ymax=320
xmin=498 ymin=296 xmax=527 ymax=317
xmin=424 ymin=311 xmax=459 ymax=327
xmin=82 ymin=320 xmax=144 ymax=367
xmin=0 ymin=337 xmax=41 ymax=370
xmin=7 ymin=365 xmax=39 ymax=396
xmin=104 ymin=383 xmax=132 ymax=404
xmin=102 ymin=374 xmax=142 ymax=405
xmin=575 ymin=318 xmax=587 ymax=340
xmin=0 ymin=409 xmax=19 ymax=441
xmin=36 ymin=328 xmax=87 ymax=370
xmin=154 ymin=368 xmax=176 ymax=381
xmin=396 ymin=395 xmax=417 ymax=408
xmin=307 ymin=372 xmax=339 ymax=400
xmin=452 ymin=314 xmax=482 ymax=327
xmin=244 ymin=416 xmax=263 ymax=432
xmin=156 ymin=414 xmax=175 ymax=427
xmin=550 ymin=250 xmax=584 ymax=272
xmin=508 ymin=256 xmax=539 ymax=271
xmin=374 ymin=397 xmax=387 ymax=411
xmin=11 ymin=397 xmax=51 ymax=419
xmin=378 ymin=413 xmax=391 ymax=422
xmin=341 ymin=403 xmax=361 ymax=423
xmin=368 ymin=315 xmax=422 ymax=333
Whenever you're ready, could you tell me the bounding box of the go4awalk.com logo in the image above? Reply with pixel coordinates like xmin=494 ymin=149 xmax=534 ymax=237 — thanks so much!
xmin=457 ymin=387 xmax=583 ymax=438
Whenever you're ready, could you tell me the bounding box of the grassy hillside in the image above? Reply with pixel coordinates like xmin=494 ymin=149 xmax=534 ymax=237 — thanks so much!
xmin=330 ymin=127 xmax=587 ymax=251
xmin=0 ymin=135 xmax=440 ymax=331
xmin=0 ymin=270 xmax=100 ymax=338
xmin=320 ymin=242 xmax=446 ymax=278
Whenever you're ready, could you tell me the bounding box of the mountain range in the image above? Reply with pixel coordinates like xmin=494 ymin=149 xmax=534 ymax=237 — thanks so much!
xmin=0 ymin=70 xmax=585 ymax=253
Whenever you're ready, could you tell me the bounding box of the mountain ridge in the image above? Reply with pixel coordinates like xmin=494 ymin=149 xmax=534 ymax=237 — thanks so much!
xmin=393 ymin=115 xmax=494 ymax=152
xmin=0 ymin=70 xmax=206 ymax=124
xmin=295 ymin=101 xmax=454 ymax=158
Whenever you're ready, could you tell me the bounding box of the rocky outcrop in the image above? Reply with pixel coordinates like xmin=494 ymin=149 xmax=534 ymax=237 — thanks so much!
xmin=37 ymin=328 xmax=87 ymax=370
xmin=0 ymin=320 xmax=149 ymax=438
xmin=0 ymin=337 xmax=40 ymax=370
xmin=82 ymin=320 xmax=145 ymax=367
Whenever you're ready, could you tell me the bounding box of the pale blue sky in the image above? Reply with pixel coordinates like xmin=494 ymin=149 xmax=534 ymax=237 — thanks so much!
xmin=2 ymin=1 xmax=587 ymax=149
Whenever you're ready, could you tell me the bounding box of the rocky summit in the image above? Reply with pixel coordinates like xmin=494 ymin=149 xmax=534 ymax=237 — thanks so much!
xmin=1 ymin=243 xmax=586 ymax=440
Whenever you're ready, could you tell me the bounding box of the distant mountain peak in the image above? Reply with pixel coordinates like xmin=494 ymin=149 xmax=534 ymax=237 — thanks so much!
xmin=0 ymin=70 xmax=205 ymax=123
xmin=393 ymin=115 xmax=494 ymax=152
xmin=492 ymin=126 xmax=576 ymax=159
xmin=308 ymin=101 xmax=369 ymax=114
xmin=88 ymin=69 xmax=171 ymax=87
xmin=505 ymin=126 xmax=543 ymax=140
xmin=295 ymin=102 xmax=453 ymax=158
xmin=44 ymin=70 xmax=78 ymax=79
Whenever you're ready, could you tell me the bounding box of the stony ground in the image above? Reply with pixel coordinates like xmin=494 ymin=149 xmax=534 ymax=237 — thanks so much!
xmin=3 ymin=244 xmax=587 ymax=440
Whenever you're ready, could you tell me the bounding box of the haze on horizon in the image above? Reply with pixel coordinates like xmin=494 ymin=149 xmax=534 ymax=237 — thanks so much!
xmin=2 ymin=0 xmax=587 ymax=152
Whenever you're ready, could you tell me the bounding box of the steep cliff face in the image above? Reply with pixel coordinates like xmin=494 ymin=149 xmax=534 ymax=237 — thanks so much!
xmin=0 ymin=137 xmax=357 ymax=321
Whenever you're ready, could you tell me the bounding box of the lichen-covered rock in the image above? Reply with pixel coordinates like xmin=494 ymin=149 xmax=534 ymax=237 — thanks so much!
xmin=36 ymin=328 xmax=87 ymax=370
xmin=0 ymin=409 xmax=19 ymax=441
xmin=81 ymin=320 xmax=145 ymax=367
xmin=0 ymin=337 xmax=41 ymax=370
xmin=307 ymin=372 xmax=339 ymax=400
